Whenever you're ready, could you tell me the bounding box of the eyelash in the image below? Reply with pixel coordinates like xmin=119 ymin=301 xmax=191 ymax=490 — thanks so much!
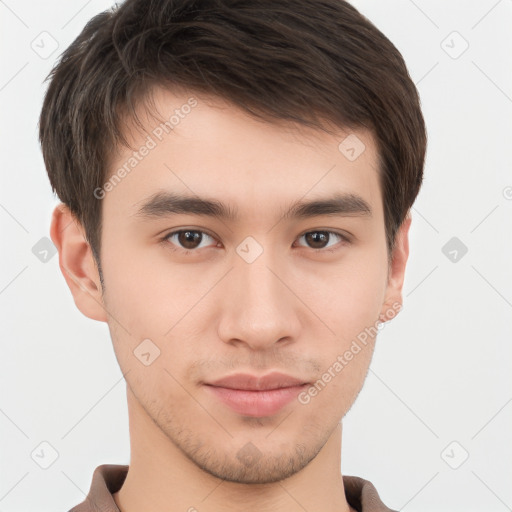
xmin=160 ymin=228 xmax=351 ymax=255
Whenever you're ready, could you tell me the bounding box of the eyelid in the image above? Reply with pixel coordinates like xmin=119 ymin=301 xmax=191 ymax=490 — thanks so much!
xmin=296 ymin=227 xmax=352 ymax=242
xmin=161 ymin=227 xmax=352 ymax=252
xmin=161 ymin=228 xmax=218 ymax=251
xmin=294 ymin=229 xmax=351 ymax=251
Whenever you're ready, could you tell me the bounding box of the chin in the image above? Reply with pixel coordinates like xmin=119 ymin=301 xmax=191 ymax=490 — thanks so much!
xmin=193 ymin=448 xmax=315 ymax=484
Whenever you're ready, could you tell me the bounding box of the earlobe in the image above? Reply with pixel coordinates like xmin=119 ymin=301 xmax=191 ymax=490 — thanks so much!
xmin=379 ymin=213 xmax=412 ymax=323
xmin=50 ymin=203 xmax=108 ymax=322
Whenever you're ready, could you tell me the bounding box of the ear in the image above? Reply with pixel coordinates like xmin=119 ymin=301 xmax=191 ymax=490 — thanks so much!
xmin=379 ymin=212 xmax=412 ymax=323
xmin=50 ymin=203 xmax=108 ymax=322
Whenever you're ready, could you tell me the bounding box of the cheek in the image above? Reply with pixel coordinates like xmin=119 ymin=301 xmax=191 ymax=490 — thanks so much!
xmin=302 ymin=251 xmax=388 ymax=340
xmin=294 ymin=249 xmax=386 ymax=409
xmin=106 ymin=315 xmax=195 ymax=412
xmin=101 ymin=239 xmax=187 ymax=336
xmin=298 ymin=334 xmax=375 ymax=418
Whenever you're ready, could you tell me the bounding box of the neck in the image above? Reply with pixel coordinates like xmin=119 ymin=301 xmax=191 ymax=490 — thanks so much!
xmin=113 ymin=385 xmax=356 ymax=512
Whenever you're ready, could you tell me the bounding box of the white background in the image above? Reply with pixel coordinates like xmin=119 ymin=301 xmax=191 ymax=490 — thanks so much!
xmin=1 ymin=0 xmax=511 ymax=511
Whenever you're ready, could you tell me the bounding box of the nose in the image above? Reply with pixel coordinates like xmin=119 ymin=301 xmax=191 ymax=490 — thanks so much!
xmin=216 ymin=249 xmax=302 ymax=351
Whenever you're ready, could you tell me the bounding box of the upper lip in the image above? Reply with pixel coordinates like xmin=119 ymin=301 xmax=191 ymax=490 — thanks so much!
xmin=206 ymin=372 xmax=308 ymax=391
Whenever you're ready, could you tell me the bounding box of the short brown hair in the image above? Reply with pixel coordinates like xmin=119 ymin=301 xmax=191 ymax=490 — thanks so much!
xmin=39 ymin=0 xmax=426 ymax=272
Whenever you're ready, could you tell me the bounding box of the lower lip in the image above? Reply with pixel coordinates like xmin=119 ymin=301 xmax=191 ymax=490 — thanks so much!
xmin=205 ymin=384 xmax=308 ymax=417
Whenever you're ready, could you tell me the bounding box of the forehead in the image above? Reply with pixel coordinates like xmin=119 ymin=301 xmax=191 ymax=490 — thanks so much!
xmin=103 ymin=86 xmax=383 ymax=223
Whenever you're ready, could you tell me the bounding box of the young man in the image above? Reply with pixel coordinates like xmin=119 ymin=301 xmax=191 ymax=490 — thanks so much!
xmin=39 ymin=0 xmax=426 ymax=510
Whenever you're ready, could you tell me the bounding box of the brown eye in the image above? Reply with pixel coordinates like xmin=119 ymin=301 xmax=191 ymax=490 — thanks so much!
xmin=305 ymin=231 xmax=329 ymax=249
xmin=295 ymin=231 xmax=349 ymax=252
xmin=164 ymin=230 xmax=216 ymax=252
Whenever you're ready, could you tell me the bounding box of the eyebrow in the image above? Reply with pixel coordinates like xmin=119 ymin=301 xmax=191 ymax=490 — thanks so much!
xmin=132 ymin=191 xmax=372 ymax=222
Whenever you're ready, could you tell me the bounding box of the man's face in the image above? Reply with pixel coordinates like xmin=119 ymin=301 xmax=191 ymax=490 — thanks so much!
xmin=80 ymin=87 xmax=406 ymax=483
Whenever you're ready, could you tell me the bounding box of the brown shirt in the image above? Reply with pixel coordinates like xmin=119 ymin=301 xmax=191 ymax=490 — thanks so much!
xmin=68 ymin=464 xmax=397 ymax=512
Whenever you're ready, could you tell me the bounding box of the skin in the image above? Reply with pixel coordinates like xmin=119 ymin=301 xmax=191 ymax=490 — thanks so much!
xmin=50 ymin=86 xmax=411 ymax=512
